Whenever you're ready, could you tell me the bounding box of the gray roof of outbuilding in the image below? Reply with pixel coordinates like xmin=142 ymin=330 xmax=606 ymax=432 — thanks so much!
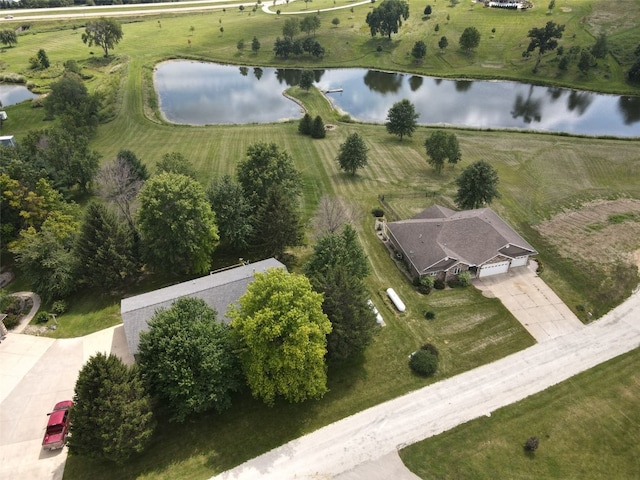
xmin=387 ymin=207 xmax=536 ymax=274
xmin=121 ymin=258 xmax=286 ymax=355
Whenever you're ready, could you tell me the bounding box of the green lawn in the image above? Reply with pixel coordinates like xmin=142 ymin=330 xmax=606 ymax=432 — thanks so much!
xmin=1 ymin=2 xmax=638 ymax=478
xmin=400 ymin=347 xmax=640 ymax=479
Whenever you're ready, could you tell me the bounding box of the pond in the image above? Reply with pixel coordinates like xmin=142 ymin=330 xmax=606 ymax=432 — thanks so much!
xmin=0 ymin=84 xmax=38 ymax=107
xmin=154 ymin=61 xmax=640 ymax=137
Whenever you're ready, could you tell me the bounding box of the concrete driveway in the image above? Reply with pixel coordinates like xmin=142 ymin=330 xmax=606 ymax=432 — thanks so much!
xmin=0 ymin=326 xmax=133 ymax=480
xmin=474 ymin=263 xmax=584 ymax=342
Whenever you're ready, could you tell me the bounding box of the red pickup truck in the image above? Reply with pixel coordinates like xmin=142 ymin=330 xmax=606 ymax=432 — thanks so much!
xmin=42 ymin=400 xmax=73 ymax=450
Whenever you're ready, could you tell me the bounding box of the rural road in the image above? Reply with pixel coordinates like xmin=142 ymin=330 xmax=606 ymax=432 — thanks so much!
xmin=212 ymin=287 xmax=640 ymax=479
xmin=0 ymin=0 xmax=369 ymax=22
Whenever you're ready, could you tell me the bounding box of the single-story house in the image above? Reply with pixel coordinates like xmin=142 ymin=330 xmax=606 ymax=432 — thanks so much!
xmin=121 ymin=258 xmax=286 ymax=355
xmin=383 ymin=205 xmax=536 ymax=281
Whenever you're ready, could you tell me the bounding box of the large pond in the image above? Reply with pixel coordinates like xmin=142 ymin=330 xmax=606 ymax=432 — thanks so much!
xmin=154 ymin=61 xmax=640 ymax=137
xmin=0 ymin=85 xmax=38 ymax=107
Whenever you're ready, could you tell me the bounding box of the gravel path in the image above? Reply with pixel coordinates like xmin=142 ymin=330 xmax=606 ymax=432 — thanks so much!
xmin=212 ymin=288 xmax=640 ymax=479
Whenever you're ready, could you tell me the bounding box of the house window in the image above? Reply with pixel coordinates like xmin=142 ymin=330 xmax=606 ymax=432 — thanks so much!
xmin=453 ymin=266 xmax=461 ymax=274
xmin=428 ymin=271 xmax=438 ymax=277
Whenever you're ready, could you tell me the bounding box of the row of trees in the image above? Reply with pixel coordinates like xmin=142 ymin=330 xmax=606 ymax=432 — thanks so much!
xmin=3 ymin=135 xmax=307 ymax=302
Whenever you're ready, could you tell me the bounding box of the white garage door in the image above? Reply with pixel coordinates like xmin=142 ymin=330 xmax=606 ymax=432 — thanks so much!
xmin=510 ymin=256 xmax=529 ymax=268
xmin=479 ymin=261 xmax=510 ymax=278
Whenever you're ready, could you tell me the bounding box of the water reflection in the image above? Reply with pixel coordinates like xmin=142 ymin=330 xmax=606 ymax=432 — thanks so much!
xmin=409 ymin=75 xmax=423 ymax=92
xmin=154 ymin=61 xmax=302 ymax=124
xmin=153 ymin=61 xmax=640 ymax=136
xmin=511 ymin=86 xmax=542 ymax=124
xmin=0 ymin=85 xmax=38 ymax=106
xmin=619 ymin=96 xmax=640 ymax=125
xmin=363 ymin=70 xmax=403 ymax=94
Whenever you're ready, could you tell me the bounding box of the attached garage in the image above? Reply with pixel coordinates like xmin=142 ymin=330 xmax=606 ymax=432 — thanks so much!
xmin=479 ymin=260 xmax=510 ymax=278
xmin=510 ymin=255 xmax=529 ymax=268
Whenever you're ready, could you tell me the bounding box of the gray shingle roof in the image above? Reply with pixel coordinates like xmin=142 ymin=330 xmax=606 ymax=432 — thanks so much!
xmin=387 ymin=207 xmax=536 ymax=274
xmin=121 ymin=258 xmax=286 ymax=355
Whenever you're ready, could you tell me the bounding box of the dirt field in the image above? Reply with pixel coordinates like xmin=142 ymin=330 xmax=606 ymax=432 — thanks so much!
xmin=536 ymin=199 xmax=640 ymax=272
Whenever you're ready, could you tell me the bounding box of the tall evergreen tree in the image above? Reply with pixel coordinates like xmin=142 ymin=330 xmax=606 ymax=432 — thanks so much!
xmin=311 ymin=115 xmax=326 ymax=138
xmin=75 ymin=201 xmax=138 ymax=291
xmin=69 ymin=353 xmax=155 ymax=464
xmin=298 ymin=113 xmax=313 ymax=135
xmin=207 ymin=175 xmax=253 ymax=250
xmin=305 ymin=225 xmax=376 ymax=361
xmin=254 ymin=186 xmax=303 ymax=257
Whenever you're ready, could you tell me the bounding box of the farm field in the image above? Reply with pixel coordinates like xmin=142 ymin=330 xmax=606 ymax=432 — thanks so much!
xmin=0 ymin=1 xmax=638 ymax=479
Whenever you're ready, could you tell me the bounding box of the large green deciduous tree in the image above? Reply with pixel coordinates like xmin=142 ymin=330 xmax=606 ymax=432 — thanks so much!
xmin=412 ymin=40 xmax=427 ymax=62
xmin=81 ymin=17 xmax=123 ymax=57
xmin=459 ymin=26 xmax=481 ymax=54
xmin=385 ymin=99 xmax=420 ymax=140
xmin=207 ymin=175 xmax=253 ymax=250
xmin=137 ymin=172 xmax=219 ymax=274
xmin=336 ymin=132 xmax=369 ymax=175
xmin=74 ymin=202 xmax=138 ymax=291
xmin=156 ymin=151 xmax=196 ymax=179
xmin=10 ymin=212 xmax=80 ymax=303
xmin=237 ymin=142 xmax=302 ymax=211
xmin=454 ymin=160 xmax=500 ymax=210
xmin=299 ymin=70 xmax=315 ymax=91
xmin=229 ymin=268 xmax=332 ymax=406
xmin=524 ymin=21 xmax=565 ymax=72
xmin=366 ymin=0 xmax=410 ymax=39
xmin=43 ymin=74 xmax=101 ymax=135
xmin=305 ymin=225 xmax=376 ymax=361
xmin=138 ymin=298 xmax=242 ymax=423
xmin=424 ymin=130 xmax=461 ymax=174
xmin=0 ymin=29 xmax=17 ymax=47
xmin=69 ymin=353 xmax=155 ymax=464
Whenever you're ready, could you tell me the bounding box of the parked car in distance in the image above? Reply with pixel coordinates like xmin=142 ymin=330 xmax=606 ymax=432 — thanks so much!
xmin=4 ymin=15 xmax=13 ymax=19
xmin=42 ymin=400 xmax=73 ymax=450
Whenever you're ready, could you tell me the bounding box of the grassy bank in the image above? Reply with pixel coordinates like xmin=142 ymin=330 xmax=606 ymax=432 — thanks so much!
xmin=400 ymin=347 xmax=640 ymax=479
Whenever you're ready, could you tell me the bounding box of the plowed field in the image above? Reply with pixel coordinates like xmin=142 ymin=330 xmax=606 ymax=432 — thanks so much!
xmin=536 ymin=199 xmax=640 ymax=271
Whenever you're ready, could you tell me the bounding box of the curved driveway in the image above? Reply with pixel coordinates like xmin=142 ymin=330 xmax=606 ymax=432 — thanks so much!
xmin=212 ymin=288 xmax=640 ymax=479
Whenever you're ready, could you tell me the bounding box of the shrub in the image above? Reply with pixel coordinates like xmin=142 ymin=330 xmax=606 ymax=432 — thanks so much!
xmin=371 ymin=208 xmax=384 ymax=217
xmin=424 ymin=310 xmax=436 ymax=320
xmin=434 ymin=278 xmax=445 ymax=290
xmin=376 ymin=45 xmax=382 ymax=52
xmin=418 ymin=276 xmax=434 ymax=294
xmin=51 ymin=300 xmax=67 ymax=315
xmin=458 ymin=271 xmax=472 ymax=287
xmin=536 ymin=260 xmax=544 ymax=274
xmin=409 ymin=349 xmax=439 ymax=376
xmin=3 ymin=314 xmax=20 ymax=330
xmin=35 ymin=311 xmax=50 ymax=324
xmin=524 ymin=436 xmax=539 ymax=452
xmin=447 ymin=276 xmax=461 ymax=288
xmin=420 ymin=343 xmax=439 ymax=356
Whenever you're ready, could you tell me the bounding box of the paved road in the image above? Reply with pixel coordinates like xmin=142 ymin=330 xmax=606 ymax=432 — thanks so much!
xmin=212 ymin=287 xmax=640 ymax=479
